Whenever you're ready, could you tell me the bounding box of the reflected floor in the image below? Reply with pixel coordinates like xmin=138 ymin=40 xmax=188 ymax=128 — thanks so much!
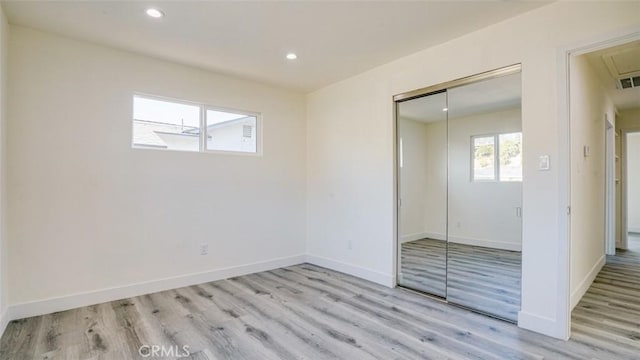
xmin=447 ymin=242 xmax=521 ymax=322
xmin=399 ymin=239 xmax=447 ymax=297
xmin=399 ymin=238 xmax=521 ymax=322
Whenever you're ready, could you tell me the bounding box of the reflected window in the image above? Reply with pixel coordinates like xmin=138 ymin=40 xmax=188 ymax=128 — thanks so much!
xmin=473 ymin=136 xmax=496 ymax=181
xmin=472 ymin=132 xmax=522 ymax=182
xmin=499 ymin=132 xmax=522 ymax=181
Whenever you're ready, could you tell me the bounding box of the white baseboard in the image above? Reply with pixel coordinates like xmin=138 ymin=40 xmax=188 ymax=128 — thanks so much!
xmin=304 ymin=254 xmax=395 ymax=288
xmin=570 ymin=254 xmax=605 ymax=310
xmin=400 ymin=232 xmax=445 ymax=243
xmin=0 ymin=306 xmax=9 ymax=339
xmin=518 ymin=311 xmax=568 ymax=340
xmin=448 ymin=236 xmax=521 ymax=252
xmin=401 ymin=232 xmax=428 ymax=243
xmin=7 ymin=254 xmax=306 ymax=323
xmin=628 ymin=227 xmax=640 ymax=234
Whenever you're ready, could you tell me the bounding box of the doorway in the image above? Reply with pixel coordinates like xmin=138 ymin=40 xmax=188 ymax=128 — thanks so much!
xmin=568 ymin=37 xmax=640 ymax=349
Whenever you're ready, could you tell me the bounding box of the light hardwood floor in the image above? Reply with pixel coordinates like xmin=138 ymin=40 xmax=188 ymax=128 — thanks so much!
xmin=2 ymin=261 xmax=639 ymax=359
xmin=570 ymin=236 xmax=640 ymax=357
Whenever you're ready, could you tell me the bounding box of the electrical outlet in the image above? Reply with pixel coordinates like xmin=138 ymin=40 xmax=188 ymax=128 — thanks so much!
xmin=200 ymin=243 xmax=208 ymax=255
xmin=347 ymin=239 xmax=352 ymax=250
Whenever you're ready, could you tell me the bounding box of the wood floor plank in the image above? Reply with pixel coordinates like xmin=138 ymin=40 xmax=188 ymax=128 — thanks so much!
xmin=2 ymin=244 xmax=640 ymax=359
xmin=570 ymin=237 xmax=640 ymax=359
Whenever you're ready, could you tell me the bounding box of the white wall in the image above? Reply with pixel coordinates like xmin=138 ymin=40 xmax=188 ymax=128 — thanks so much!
xmin=618 ymin=108 xmax=640 ymax=130
xmin=618 ymin=109 xmax=640 ymax=235
xmin=0 ymin=5 xmax=8 ymax=334
xmin=627 ymin=132 xmax=640 ymax=233
xmin=398 ymin=118 xmax=431 ymax=241
xmin=569 ymin=54 xmax=615 ymax=309
xmin=7 ymin=27 xmax=306 ymax=308
xmin=398 ymin=118 xmax=448 ymax=243
xmin=422 ymin=120 xmax=447 ymax=240
xmin=306 ymin=1 xmax=640 ymax=339
xmin=448 ymin=108 xmax=522 ymax=251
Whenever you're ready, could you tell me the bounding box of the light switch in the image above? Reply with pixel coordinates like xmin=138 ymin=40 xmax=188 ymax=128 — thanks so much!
xmin=539 ymin=155 xmax=550 ymax=170
xmin=584 ymin=145 xmax=590 ymax=157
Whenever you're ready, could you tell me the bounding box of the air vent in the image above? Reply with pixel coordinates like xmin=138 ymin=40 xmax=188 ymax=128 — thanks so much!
xmin=243 ymin=125 xmax=253 ymax=138
xmin=618 ymin=76 xmax=640 ymax=89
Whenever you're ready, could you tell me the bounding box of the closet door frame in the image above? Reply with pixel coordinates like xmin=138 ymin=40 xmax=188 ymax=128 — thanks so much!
xmin=393 ymin=63 xmax=522 ymax=300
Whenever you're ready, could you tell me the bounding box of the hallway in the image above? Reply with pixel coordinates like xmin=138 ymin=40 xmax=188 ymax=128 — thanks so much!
xmin=571 ymin=234 xmax=640 ymax=356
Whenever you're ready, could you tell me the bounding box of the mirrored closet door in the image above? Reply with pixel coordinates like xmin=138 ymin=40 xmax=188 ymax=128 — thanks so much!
xmin=396 ymin=66 xmax=522 ymax=323
xmin=397 ymin=91 xmax=448 ymax=297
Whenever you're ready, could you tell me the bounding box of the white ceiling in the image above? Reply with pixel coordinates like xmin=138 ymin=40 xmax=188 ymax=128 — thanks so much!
xmin=1 ymin=1 xmax=549 ymax=93
xmin=585 ymin=41 xmax=640 ymax=110
xmin=398 ymin=91 xmax=447 ymax=124
xmin=398 ymin=73 xmax=521 ymax=123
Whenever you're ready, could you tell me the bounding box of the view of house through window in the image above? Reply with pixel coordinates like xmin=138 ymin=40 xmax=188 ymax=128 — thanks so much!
xmin=498 ymin=132 xmax=523 ymax=181
xmin=133 ymin=96 xmax=200 ymax=151
xmin=206 ymin=109 xmax=258 ymax=153
xmin=473 ymin=136 xmax=496 ymax=180
xmin=472 ymin=132 xmax=522 ymax=182
xmin=132 ymin=95 xmax=259 ymax=154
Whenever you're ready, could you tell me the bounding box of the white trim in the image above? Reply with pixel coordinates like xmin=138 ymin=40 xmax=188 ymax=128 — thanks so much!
xmin=448 ymin=236 xmax=521 ymax=252
xmin=400 ymin=232 xmax=446 ymax=243
xmin=556 ymin=42 xmax=573 ymax=342
xmin=393 ymin=99 xmax=400 ymax=288
xmin=621 ymin=128 xmax=640 ymax=249
xmin=570 ymin=255 xmax=605 ymax=310
xmin=0 ymin=307 xmax=9 ymax=339
xmin=518 ymin=311 xmax=566 ymax=339
xmin=6 ymin=254 xmax=305 ymax=322
xmin=621 ymin=129 xmax=629 ymax=249
xmin=305 ymin=254 xmax=395 ymax=288
xmin=605 ymin=118 xmax=616 ymax=256
xmin=629 ymin=228 xmax=640 ymax=234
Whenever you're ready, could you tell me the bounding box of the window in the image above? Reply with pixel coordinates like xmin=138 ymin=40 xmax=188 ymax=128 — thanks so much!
xmin=498 ymin=132 xmax=523 ymax=181
xmin=206 ymin=109 xmax=257 ymax=153
xmin=132 ymin=94 xmax=259 ymax=154
xmin=472 ymin=132 xmax=522 ymax=182
xmin=472 ymin=136 xmax=496 ymax=181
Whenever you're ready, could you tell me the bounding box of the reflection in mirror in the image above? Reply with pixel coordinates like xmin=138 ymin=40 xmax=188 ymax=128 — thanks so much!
xmin=397 ymin=91 xmax=448 ymax=297
xmin=446 ymin=73 xmax=522 ymax=322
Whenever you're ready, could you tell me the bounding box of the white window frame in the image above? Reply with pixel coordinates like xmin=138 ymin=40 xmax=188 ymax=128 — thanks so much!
xmin=132 ymin=93 xmax=262 ymax=156
xmin=471 ymin=132 xmax=522 ymax=182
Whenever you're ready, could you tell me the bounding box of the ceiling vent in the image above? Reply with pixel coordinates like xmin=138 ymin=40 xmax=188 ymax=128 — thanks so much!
xmin=601 ymin=45 xmax=640 ymax=90
xmin=618 ymin=76 xmax=640 ymax=89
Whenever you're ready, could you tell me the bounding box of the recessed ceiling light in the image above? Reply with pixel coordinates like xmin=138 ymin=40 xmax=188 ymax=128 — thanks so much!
xmin=442 ymin=107 xmax=448 ymax=112
xmin=146 ymin=8 xmax=164 ymax=18
xmin=286 ymin=53 xmax=298 ymax=60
